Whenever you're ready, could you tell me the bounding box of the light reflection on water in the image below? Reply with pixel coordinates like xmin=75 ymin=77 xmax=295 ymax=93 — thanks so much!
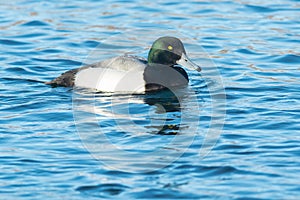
xmin=72 ymin=86 xmax=204 ymax=173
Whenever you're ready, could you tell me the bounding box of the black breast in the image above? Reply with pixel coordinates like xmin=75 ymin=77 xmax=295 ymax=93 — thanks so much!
xmin=143 ymin=65 xmax=189 ymax=92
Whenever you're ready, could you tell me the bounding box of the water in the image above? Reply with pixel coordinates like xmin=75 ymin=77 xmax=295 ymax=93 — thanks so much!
xmin=1 ymin=0 xmax=300 ymax=199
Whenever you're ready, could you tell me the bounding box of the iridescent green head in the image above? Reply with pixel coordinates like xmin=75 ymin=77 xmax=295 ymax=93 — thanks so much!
xmin=147 ymin=36 xmax=201 ymax=72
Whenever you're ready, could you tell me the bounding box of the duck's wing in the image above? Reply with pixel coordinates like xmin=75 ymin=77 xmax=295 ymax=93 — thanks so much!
xmin=74 ymin=56 xmax=147 ymax=92
xmin=46 ymin=55 xmax=147 ymax=88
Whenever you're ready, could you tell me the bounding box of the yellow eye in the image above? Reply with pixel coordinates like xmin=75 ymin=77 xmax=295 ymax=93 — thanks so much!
xmin=167 ymin=45 xmax=173 ymax=50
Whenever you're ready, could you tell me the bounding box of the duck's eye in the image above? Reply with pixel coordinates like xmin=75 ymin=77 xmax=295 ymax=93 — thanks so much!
xmin=167 ymin=45 xmax=173 ymax=51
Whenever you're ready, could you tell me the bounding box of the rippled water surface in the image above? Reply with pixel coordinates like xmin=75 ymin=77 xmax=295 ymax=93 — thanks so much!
xmin=1 ymin=0 xmax=300 ymax=199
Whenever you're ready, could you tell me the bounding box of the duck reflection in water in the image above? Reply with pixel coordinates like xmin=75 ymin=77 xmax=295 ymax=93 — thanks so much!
xmin=143 ymin=88 xmax=188 ymax=135
xmin=73 ymin=85 xmax=196 ymax=136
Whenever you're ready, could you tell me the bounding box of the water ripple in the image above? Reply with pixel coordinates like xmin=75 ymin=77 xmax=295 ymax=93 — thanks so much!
xmin=76 ymin=183 xmax=130 ymax=197
xmin=1 ymin=0 xmax=300 ymax=199
xmin=0 ymin=39 xmax=30 ymax=46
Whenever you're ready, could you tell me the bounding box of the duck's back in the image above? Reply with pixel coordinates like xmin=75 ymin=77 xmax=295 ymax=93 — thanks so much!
xmin=97 ymin=55 xmax=147 ymax=71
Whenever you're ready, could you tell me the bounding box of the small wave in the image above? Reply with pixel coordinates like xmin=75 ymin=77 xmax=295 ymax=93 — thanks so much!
xmin=273 ymin=54 xmax=300 ymax=64
xmin=0 ymin=39 xmax=30 ymax=46
xmin=21 ymin=20 xmax=50 ymax=27
xmin=76 ymin=183 xmax=129 ymax=197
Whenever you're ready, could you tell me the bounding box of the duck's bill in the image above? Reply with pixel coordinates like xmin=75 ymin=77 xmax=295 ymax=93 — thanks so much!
xmin=176 ymin=53 xmax=202 ymax=72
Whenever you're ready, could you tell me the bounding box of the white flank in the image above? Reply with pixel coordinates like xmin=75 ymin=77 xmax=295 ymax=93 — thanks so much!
xmin=75 ymin=67 xmax=146 ymax=93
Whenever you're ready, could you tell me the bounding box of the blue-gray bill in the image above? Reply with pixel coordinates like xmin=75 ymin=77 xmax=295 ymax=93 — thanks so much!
xmin=176 ymin=53 xmax=202 ymax=72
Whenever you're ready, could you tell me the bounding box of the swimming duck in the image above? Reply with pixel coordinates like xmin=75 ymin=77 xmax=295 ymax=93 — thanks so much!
xmin=46 ymin=36 xmax=201 ymax=93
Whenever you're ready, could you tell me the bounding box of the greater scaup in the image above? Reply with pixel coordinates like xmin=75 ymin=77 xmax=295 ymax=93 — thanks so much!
xmin=46 ymin=36 xmax=201 ymax=93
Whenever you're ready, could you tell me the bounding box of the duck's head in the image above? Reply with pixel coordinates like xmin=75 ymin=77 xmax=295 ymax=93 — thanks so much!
xmin=148 ymin=36 xmax=201 ymax=72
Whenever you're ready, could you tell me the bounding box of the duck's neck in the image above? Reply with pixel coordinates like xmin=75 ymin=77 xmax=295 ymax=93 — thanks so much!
xmin=148 ymin=48 xmax=177 ymax=67
xmin=147 ymin=63 xmax=174 ymax=69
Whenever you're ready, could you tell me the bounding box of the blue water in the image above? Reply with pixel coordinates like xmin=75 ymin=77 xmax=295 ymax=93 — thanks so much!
xmin=1 ymin=0 xmax=300 ymax=199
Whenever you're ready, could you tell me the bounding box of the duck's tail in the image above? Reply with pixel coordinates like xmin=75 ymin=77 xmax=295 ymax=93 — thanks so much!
xmin=45 ymin=68 xmax=80 ymax=87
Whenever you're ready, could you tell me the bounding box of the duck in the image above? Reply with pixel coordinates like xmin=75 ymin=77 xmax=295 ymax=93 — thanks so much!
xmin=46 ymin=36 xmax=201 ymax=93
